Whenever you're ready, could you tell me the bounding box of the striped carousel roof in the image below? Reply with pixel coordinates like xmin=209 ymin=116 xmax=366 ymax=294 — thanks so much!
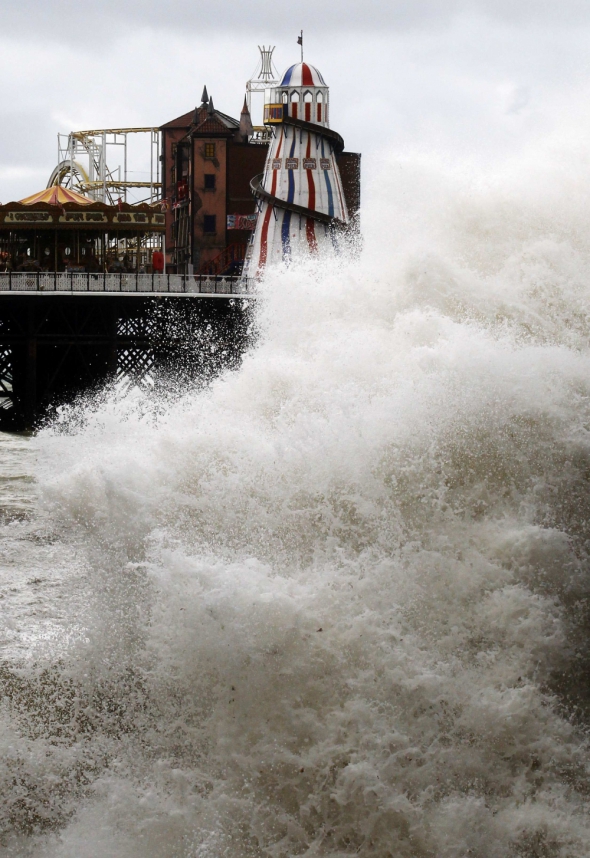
xmin=279 ymin=62 xmax=327 ymax=87
xmin=19 ymin=186 xmax=94 ymax=206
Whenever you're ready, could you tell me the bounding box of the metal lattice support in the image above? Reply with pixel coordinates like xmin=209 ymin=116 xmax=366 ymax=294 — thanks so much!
xmin=0 ymin=346 xmax=13 ymax=410
xmin=116 ymin=347 xmax=156 ymax=389
xmin=117 ymin=315 xmax=154 ymax=338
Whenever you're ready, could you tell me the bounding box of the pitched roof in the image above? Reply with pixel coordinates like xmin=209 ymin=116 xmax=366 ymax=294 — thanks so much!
xmin=160 ymin=104 xmax=239 ymax=133
xmin=160 ymin=109 xmax=196 ymax=130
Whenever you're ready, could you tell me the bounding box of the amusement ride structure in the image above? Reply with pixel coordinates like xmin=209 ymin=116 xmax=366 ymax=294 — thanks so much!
xmin=246 ymin=46 xmax=280 ymax=145
xmin=243 ymin=58 xmax=349 ymax=277
xmin=47 ymin=128 xmax=161 ymax=205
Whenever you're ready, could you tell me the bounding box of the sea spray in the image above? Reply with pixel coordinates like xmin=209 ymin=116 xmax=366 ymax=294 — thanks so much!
xmin=2 ymin=151 xmax=590 ymax=855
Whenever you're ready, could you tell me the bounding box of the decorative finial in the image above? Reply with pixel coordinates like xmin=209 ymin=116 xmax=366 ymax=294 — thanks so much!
xmin=257 ymin=45 xmax=276 ymax=81
xmin=207 ymin=96 xmax=214 ymax=115
xmin=201 ymin=85 xmax=209 ymax=105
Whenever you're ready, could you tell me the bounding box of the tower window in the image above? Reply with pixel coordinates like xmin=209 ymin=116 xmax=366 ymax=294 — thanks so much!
xmin=204 ymin=143 xmax=216 ymax=158
xmin=204 ymin=173 xmax=216 ymax=189
xmin=303 ymin=90 xmax=313 ymax=102
xmin=203 ymin=215 xmax=216 ymax=234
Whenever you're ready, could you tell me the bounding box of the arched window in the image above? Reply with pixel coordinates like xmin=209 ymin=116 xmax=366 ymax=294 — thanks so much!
xmin=303 ymin=90 xmax=313 ymax=102
xmin=303 ymin=90 xmax=313 ymax=121
xmin=290 ymin=90 xmax=299 ymax=119
xmin=316 ymin=90 xmax=323 ymax=122
xmin=282 ymin=91 xmax=288 ymax=104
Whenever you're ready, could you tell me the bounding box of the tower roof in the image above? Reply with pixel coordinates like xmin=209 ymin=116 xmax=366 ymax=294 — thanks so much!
xmin=279 ymin=62 xmax=327 ymax=87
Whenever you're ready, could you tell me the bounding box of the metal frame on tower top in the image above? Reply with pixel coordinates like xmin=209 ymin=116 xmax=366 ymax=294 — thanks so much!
xmin=246 ymin=46 xmax=279 ymax=114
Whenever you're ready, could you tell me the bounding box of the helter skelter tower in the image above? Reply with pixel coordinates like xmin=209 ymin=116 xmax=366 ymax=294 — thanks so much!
xmin=243 ymin=60 xmax=349 ymax=278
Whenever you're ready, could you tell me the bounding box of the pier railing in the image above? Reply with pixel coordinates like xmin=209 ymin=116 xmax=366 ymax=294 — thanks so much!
xmin=0 ymin=271 xmax=253 ymax=295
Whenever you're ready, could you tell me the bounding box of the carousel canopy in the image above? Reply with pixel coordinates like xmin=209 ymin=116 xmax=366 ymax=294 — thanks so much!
xmin=19 ymin=186 xmax=94 ymax=206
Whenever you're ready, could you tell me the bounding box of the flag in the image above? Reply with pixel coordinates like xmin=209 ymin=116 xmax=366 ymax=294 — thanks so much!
xmin=297 ymin=33 xmax=303 ymax=46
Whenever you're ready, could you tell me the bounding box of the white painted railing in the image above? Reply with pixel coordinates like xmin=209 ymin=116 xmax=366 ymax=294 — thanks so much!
xmin=0 ymin=272 xmax=254 ymax=295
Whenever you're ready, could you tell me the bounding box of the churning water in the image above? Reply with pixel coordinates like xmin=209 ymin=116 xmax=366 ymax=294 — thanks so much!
xmin=3 ymin=151 xmax=590 ymax=856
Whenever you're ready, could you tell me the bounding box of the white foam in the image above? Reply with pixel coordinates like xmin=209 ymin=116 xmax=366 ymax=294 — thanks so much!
xmin=4 ymin=148 xmax=590 ymax=856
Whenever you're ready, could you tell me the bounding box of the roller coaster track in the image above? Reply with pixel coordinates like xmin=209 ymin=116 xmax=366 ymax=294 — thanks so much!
xmin=48 ymin=127 xmax=161 ymax=204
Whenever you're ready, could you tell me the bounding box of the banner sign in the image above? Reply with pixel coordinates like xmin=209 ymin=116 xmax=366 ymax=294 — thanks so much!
xmin=4 ymin=211 xmax=52 ymax=223
xmin=59 ymin=211 xmax=108 ymax=224
xmin=227 ymin=214 xmax=257 ymax=230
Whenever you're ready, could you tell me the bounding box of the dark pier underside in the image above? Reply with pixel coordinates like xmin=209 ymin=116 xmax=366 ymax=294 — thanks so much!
xmin=0 ymin=294 xmax=250 ymax=430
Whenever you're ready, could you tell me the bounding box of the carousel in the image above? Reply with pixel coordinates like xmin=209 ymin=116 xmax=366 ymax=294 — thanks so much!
xmin=0 ymin=186 xmax=165 ymax=274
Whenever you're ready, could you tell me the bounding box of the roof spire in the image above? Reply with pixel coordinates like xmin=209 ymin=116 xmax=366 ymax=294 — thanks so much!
xmin=201 ymin=85 xmax=209 ymax=105
xmin=207 ymin=96 xmax=214 ymax=115
xmin=239 ymin=95 xmax=254 ymax=139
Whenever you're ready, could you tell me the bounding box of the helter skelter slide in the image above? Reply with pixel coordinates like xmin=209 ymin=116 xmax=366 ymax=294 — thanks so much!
xmin=243 ymin=60 xmax=350 ymax=278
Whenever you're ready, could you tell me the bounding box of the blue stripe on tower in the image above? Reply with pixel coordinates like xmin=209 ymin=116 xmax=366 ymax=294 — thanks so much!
xmin=282 ymin=133 xmax=297 ymax=259
xmin=281 ymin=65 xmax=295 ymax=85
xmin=320 ymin=139 xmax=334 ymax=217
xmin=281 ymin=210 xmax=292 ymax=259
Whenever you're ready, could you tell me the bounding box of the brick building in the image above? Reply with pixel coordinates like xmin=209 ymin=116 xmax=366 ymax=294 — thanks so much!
xmin=160 ymin=88 xmax=360 ymax=275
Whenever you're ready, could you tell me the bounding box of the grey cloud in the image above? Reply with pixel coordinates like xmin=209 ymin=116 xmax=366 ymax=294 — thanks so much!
xmin=0 ymin=112 xmax=55 ymax=166
xmin=0 ymin=0 xmax=589 ymax=43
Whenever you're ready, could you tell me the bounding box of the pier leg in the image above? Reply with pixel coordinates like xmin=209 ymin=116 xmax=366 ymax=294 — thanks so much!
xmin=25 ymin=303 xmax=37 ymax=429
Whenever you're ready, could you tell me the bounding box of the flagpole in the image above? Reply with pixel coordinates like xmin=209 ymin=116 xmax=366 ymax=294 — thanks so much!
xmin=300 ymin=30 xmax=303 ymax=62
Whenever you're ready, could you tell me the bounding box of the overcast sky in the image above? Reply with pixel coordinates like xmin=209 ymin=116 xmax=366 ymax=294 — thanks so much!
xmin=0 ymin=0 xmax=589 ymax=202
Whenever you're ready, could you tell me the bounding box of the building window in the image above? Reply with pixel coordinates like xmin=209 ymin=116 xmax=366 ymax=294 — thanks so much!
xmin=204 ymin=142 xmax=215 ymax=158
xmin=204 ymin=173 xmax=216 ymax=190
xmin=203 ymin=215 xmax=216 ymax=234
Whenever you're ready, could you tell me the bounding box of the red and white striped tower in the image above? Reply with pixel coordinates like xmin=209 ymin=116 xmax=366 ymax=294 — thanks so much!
xmin=243 ymin=61 xmax=349 ymax=278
